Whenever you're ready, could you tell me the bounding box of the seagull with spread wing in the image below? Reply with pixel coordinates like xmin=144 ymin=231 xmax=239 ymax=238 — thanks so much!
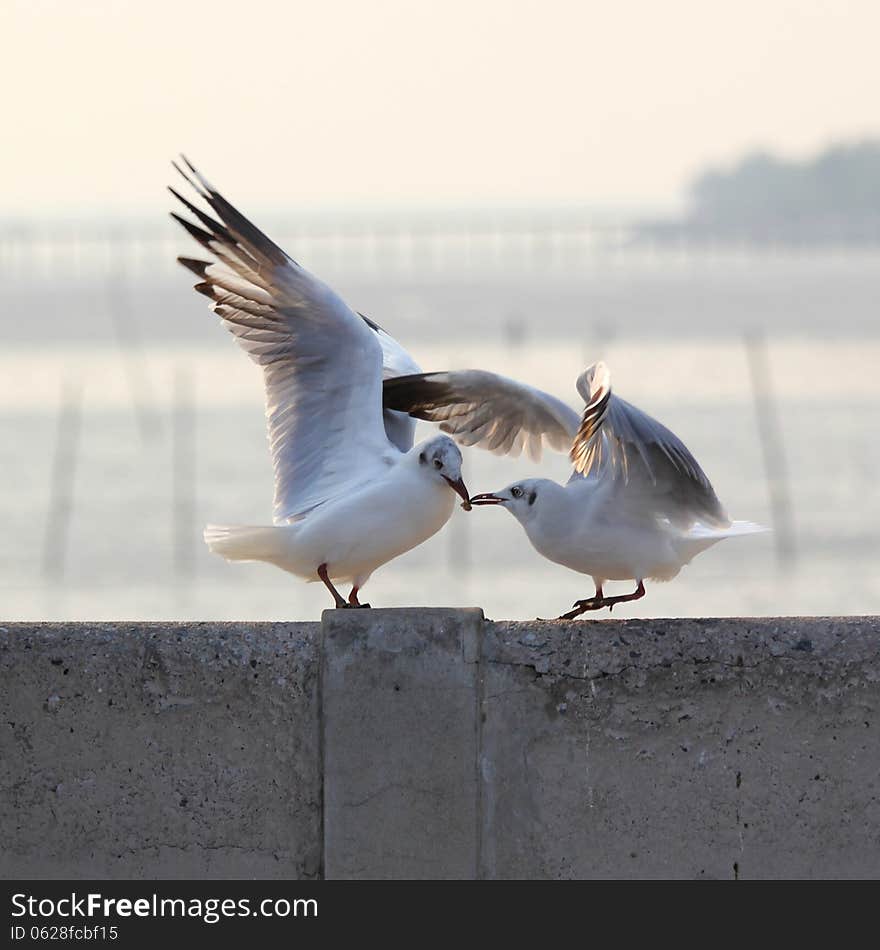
xmin=383 ymin=362 xmax=764 ymax=619
xmin=169 ymin=159 xmax=472 ymax=609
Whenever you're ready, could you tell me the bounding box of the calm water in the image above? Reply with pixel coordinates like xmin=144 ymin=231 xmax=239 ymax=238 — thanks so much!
xmin=2 ymin=245 xmax=878 ymax=620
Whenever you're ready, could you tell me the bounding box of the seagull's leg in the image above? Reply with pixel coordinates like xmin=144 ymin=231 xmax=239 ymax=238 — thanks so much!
xmin=552 ymin=584 xmax=606 ymax=621
xmin=317 ymin=563 xmax=348 ymax=609
xmin=603 ymin=580 xmax=646 ymax=612
xmin=348 ymin=587 xmax=371 ymax=609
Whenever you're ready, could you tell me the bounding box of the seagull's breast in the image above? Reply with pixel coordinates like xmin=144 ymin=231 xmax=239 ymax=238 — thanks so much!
xmin=525 ymin=493 xmax=682 ymax=582
xmin=290 ymin=464 xmax=455 ymax=582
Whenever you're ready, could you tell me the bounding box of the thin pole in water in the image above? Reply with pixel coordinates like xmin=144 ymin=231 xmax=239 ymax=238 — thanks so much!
xmin=42 ymin=379 xmax=83 ymax=582
xmin=445 ymin=351 xmax=471 ymax=582
xmin=172 ymin=366 xmax=196 ymax=583
xmin=744 ymin=329 xmax=796 ymax=567
xmin=107 ymin=257 xmax=160 ymax=442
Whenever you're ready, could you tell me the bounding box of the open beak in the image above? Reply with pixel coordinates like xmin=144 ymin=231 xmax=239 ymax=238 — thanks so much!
xmin=443 ymin=475 xmax=473 ymax=511
xmin=468 ymin=492 xmax=506 ymax=506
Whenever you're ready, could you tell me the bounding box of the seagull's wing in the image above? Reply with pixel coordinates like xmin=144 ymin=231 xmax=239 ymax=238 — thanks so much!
xmin=359 ymin=312 xmax=422 ymax=379
xmin=382 ymin=370 xmax=581 ymax=461
xmin=170 ymin=158 xmax=394 ymax=523
xmin=570 ymin=362 xmax=728 ymax=527
xmin=359 ymin=312 xmax=422 ymax=452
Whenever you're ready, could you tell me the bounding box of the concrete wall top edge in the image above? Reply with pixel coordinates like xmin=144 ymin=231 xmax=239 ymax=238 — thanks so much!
xmin=0 ymin=620 xmax=319 ymax=651
xmin=485 ymin=615 xmax=880 ymax=683
xmin=3 ymin=614 xmax=878 ymax=685
xmin=320 ymin=606 xmax=486 ymax=621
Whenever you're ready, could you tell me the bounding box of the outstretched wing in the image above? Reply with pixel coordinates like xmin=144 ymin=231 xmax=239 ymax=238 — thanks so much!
xmin=170 ymin=157 xmax=395 ymax=523
xmin=570 ymin=362 xmax=728 ymax=527
xmin=382 ymin=370 xmax=581 ymax=461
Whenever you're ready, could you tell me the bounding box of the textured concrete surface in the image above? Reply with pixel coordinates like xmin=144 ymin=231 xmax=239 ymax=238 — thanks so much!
xmin=322 ymin=608 xmax=483 ymax=879
xmin=481 ymin=616 xmax=880 ymax=879
xmin=3 ymin=614 xmax=879 ymax=879
xmin=0 ymin=622 xmax=320 ymax=879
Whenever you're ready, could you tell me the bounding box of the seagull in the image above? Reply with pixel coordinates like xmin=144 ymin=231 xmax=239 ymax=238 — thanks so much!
xmin=169 ymin=158 xmax=472 ymax=609
xmin=383 ymin=361 xmax=765 ymax=618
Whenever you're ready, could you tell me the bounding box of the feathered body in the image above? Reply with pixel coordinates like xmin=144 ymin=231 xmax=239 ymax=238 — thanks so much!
xmin=498 ymin=477 xmax=764 ymax=587
xmin=205 ymin=445 xmax=457 ymax=589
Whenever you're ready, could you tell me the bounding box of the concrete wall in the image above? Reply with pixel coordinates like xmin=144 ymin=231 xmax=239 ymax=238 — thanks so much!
xmin=0 ymin=622 xmax=321 ymax=879
xmin=2 ymin=612 xmax=879 ymax=879
xmin=481 ymin=616 xmax=880 ymax=879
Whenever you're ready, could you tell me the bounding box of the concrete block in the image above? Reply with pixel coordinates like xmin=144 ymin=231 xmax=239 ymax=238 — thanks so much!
xmin=321 ymin=608 xmax=484 ymax=879
xmin=480 ymin=617 xmax=880 ymax=879
xmin=0 ymin=622 xmax=321 ymax=879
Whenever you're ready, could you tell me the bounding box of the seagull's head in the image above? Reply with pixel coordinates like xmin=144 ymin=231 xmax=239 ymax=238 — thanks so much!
xmin=469 ymin=479 xmax=545 ymax=524
xmin=417 ymin=435 xmax=472 ymax=510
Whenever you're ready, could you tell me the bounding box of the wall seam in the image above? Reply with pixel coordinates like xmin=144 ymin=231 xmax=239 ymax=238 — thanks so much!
xmin=317 ymin=615 xmax=326 ymax=880
xmin=475 ymin=615 xmax=485 ymax=880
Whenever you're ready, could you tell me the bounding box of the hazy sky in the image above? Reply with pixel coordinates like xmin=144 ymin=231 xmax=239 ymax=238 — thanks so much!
xmin=4 ymin=0 xmax=879 ymax=216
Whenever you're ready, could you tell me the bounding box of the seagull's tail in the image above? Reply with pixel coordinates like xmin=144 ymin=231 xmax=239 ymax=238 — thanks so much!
xmin=204 ymin=524 xmax=290 ymax=564
xmin=673 ymin=519 xmax=768 ymax=565
xmin=688 ymin=520 xmax=769 ymax=540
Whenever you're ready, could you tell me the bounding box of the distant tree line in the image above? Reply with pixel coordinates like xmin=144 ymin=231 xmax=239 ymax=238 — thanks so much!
xmin=643 ymin=139 xmax=880 ymax=244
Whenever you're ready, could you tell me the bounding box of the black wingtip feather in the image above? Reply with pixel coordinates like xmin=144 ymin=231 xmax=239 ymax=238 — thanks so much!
xmin=382 ymin=372 xmax=453 ymax=416
xmin=169 ymin=185 xmax=238 ymax=246
xmin=169 ymin=212 xmax=216 ymax=248
xmin=193 ymin=281 xmax=216 ymax=299
xmin=180 ymin=155 xmax=218 ymax=194
xmin=358 ymin=311 xmax=383 ymax=333
xmin=180 ymin=154 xmax=200 ymax=179
xmin=172 ymin=158 xmax=208 ymax=198
xmin=171 ymin=156 xmax=294 ymax=267
xmin=177 ymin=256 xmax=210 ymax=278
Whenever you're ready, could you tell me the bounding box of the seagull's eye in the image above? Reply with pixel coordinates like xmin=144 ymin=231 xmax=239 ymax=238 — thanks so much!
xmin=433 ymin=458 xmax=443 ymax=470
xmin=511 ymin=486 xmax=523 ymax=498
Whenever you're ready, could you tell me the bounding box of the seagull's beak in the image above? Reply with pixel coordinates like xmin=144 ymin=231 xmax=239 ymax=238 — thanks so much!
xmin=468 ymin=492 xmax=506 ymax=506
xmin=444 ymin=475 xmax=473 ymax=511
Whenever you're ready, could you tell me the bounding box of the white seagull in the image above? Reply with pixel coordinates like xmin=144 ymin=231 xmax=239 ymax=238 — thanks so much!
xmin=169 ymin=159 xmax=471 ymax=609
xmin=383 ymin=362 xmax=765 ymax=618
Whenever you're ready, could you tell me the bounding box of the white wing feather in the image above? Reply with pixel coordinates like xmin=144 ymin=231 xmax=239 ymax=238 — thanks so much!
xmin=359 ymin=312 xmax=421 ymax=452
xmin=570 ymin=362 xmax=728 ymax=527
xmin=382 ymin=369 xmax=581 ymax=461
xmin=170 ymin=159 xmax=395 ymax=522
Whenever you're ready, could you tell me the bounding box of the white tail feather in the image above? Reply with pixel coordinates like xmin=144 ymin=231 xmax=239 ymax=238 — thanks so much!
xmin=687 ymin=520 xmax=768 ymax=540
xmin=204 ymin=524 xmax=288 ymax=563
xmin=672 ymin=519 xmax=768 ymax=569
